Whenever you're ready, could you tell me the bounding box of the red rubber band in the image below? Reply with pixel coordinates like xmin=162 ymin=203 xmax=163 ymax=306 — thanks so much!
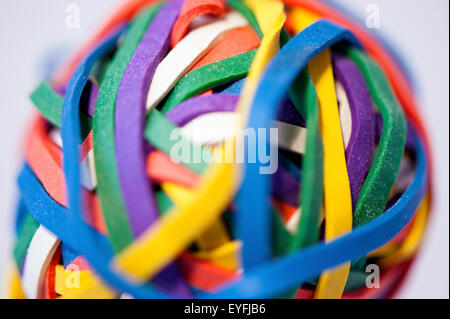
xmin=43 ymin=245 xmax=61 ymax=299
xmin=171 ymin=0 xmax=227 ymax=48
xmin=25 ymin=117 xmax=107 ymax=234
xmin=189 ymin=26 xmax=260 ymax=72
xmin=178 ymin=252 xmax=238 ymax=292
xmin=146 ymin=151 xmax=199 ymax=188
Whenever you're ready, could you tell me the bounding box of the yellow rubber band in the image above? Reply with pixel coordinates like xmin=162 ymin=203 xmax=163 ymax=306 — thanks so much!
xmin=55 ymin=265 xmax=116 ymax=299
xmin=8 ymin=266 xmax=26 ymax=299
xmin=161 ymin=182 xmax=239 ymax=270
xmin=291 ymin=8 xmax=353 ymax=299
xmin=378 ymin=195 xmax=430 ymax=267
xmin=194 ymin=241 xmax=242 ymax=271
xmin=113 ymin=0 xmax=286 ymax=284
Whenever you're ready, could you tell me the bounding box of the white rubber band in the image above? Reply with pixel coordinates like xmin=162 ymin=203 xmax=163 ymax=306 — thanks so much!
xmin=181 ymin=111 xmax=308 ymax=155
xmin=335 ymin=80 xmax=352 ymax=149
xmin=21 ymin=226 xmax=60 ymax=299
xmin=50 ymin=129 xmax=97 ymax=191
xmin=145 ymin=11 xmax=248 ymax=111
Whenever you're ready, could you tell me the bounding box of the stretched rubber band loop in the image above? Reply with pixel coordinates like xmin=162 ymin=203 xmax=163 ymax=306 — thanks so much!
xmin=53 ymin=0 xmax=162 ymax=86
xmin=332 ymin=53 xmax=375 ymax=207
xmin=198 ymin=132 xmax=427 ymax=298
xmin=189 ymin=26 xmax=260 ymax=72
xmin=284 ymin=0 xmax=433 ymax=201
xmin=171 ymin=0 xmax=227 ymax=48
xmin=345 ymin=46 xmax=407 ymax=226
xmin=146 ymin=11 xmax=249 ymax=111
xmin=59 ymin=21 xmax=173 ymax=299
xmin=160 ymin=50 xmax=256 ymax=113
xmin=115 ymin=0 xmax=182 ymax=238
xmin=93 ymin=5 xmax=162 ymax=253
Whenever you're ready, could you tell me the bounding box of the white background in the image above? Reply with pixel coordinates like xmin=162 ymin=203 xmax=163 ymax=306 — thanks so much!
xmin=0 ymin=0 xmax=448 ymax=298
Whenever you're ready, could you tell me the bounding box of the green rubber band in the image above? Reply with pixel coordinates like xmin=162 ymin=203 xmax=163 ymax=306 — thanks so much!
xmin=29 ymin=82 xmax=212 ymax=179
xmin=30 ymin=81 xmax=92 ymax=139
xmin=145 ymin=109 xmax=211 ymax=174
xmin=93 ymin=4 xmax=163 ymax=253
xmin=288 ymin=70 xmax=324 ymax=251
xmin=160 ymin=50 xmax=256 ymax=114
xmin=272 ymin=208 xmax=293 ymax=257
xmin=346 ymin=47 xmax=407 ymax=227
xmin=155 ymin=191 xmax=174 ymax=215
xmin=13 ymin=212 xmax=40 ymax=268
xmin=227 ymin=0 xmax=263 ymax=39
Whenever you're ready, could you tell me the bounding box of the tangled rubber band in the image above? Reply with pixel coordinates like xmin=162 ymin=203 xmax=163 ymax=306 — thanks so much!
xmin=10 ymin=0 xmax=432 ymax=299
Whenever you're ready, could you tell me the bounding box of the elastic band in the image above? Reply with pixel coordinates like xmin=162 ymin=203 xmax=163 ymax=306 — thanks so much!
xmin=114 ymin=0 xmax=192 ymax=298
xmin=146 ymin=11 xmax=248 ymax=110
xmin=53 ymin=0 xmax=162 ymax=86
xmin=335 ymin=80 xmax=352 ymax=148
xmin=160 ymin=50 xmax=256 ymax=113
xmin=307 ymin=48 xmax=352 ymax=299
xmin=189 ymin=26 xmax=260 ymax=71
xmin=43 ymin=245 xmax=60 ymax=299
xmin=30 ymin=81 xmax=92 ymax=140
xmin=332 ymin=54 xmax=375 ymax=207
xmin=198 ymin=132 xmax=427 ymax=298
xmin=59 ymin=15 xmax=172 ymax=299
xmin=24 ymin=117 xmax=106 ymax=234
xmin=234 ymin=0 xmax=287 ymax=270
xmin=227 ymin=0 xmax=263 ymax=38
xmin=18 ymin=165 xmax=113 ymax=264
xmin=378 ymin=196 xmax=429 ymax=267
xmin=233 ymin=18 xmax=360 ymax=296
xmin=322 ymin=0 xmax=417 ymax=90
xmin=147 ymin=151 xmax=199 ymax=187
xmin=21 ymin=226 xmax=60 ymax=299
xmin=171 ymin=0 xmax=227 ymax=48
xmin=93 ymin=5 xmax=162 ymax=253
xmin=13 ymin=213 xmax=39 ymax=269
xmin=8 ymin=266 xmax=26 ymax=299
xmin=115 ymin=0 xmax=182 ymax=238
xmin=346 ymin=47 xmax=407 ymax=226
xmin=290 ymin=9 xmax=353 ymax=298
xmin=284 ymin=0 xmax=433 ymax=199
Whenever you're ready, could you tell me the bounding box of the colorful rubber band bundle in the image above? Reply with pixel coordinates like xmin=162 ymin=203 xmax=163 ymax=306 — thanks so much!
xmin=10 ymin=0 xmax=433 ymax=299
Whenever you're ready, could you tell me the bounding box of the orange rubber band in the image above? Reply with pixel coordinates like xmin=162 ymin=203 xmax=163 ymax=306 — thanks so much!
xmin=43 ymin=245 xmax=61 ymax=299
xmin=189 ymin=26 xmax=260 ymax=71
xmin=25 ymin=117 xmax=107 ymax=234
xmin=178 ymin=252 xmax=238 ymax=292
xmin=171 ymin=0 xmax=227 ymax=48
xmin=146 ymin=151 xmax=199 ymax=188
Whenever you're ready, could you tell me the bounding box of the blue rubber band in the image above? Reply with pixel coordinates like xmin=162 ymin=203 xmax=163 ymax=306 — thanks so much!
xmin=17 ymin=164 xmax=112 ymax=256
xmin=322 ymin=0 xmax=417 ymax=91
xmin=236 ymin=20 xmax=361 ymax=270
xmin=202 ymin=131 xmax=427 ymax=298
xmin=59 ymin=25 xmax=170 ymax=298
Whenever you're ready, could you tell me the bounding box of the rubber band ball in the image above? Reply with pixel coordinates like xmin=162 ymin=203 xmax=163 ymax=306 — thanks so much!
xmin=10 ymin=0 xmax=433 ymax=299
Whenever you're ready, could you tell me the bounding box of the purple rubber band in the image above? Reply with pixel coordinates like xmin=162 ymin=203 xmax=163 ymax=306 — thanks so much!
xmin=114 ymin=0 xmax=191 ymax=298
xmin=165 ymin=94 xmax=239 ymax=126
xmin=115 ymin=0 xmax=183 ymax=235
xmin=333 ymin=53 xmax=376 ymax=207
xmin=165 ymin=93 xmax=301 ymax=207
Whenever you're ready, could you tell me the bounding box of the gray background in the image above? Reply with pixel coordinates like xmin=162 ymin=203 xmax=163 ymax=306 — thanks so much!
xmin=0 ymin=0 xmax=448 ymax=298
